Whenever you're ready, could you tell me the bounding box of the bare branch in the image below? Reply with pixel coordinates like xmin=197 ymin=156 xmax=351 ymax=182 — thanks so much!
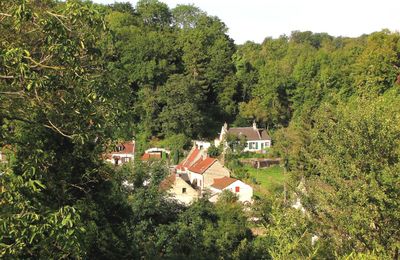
xmin=44 ymin=120 xmax=73 ymax=139
xmin=0 ymin=13 xmax=12 ymax=17
xmin=68 ymin=183 xmax=89 ymax=193
xmin=46 ymin=11 xmax=67 ymax=19
xmin=24 ymin=56 xmax=65 ymax=70
xmin=0 ymin=75 xmax=15 ymax=79
xmin=46 ymin=11 xmax=72 ymax=32
xmin=0 ymin=91 xmax=24 ymax=96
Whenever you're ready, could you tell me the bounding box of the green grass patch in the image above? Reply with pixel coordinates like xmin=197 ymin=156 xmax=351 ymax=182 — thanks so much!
xmin=246 ymin=165 xmax=287 ymax=195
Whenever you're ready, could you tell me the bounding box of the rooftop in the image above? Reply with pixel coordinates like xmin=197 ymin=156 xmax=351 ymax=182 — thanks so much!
xmin=211 ymin=176 xmax=238 ymax=190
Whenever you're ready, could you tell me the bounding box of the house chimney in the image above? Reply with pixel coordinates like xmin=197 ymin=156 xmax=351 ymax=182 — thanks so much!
xmin=252 ymin=121 xmax=257 ymax=130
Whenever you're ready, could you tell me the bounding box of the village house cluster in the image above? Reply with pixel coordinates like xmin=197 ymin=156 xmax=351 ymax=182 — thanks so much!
xmin=103 ymin=123 xmax=274 ymax=204
xmin=162 ymin=142 xmax=253 ymax=204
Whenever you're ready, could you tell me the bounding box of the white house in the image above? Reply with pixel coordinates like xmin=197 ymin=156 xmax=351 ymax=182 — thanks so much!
xmin=209 ymin=176 xmax=253 ymax=203
xmin=215 ymin=122 xmax=271 ymax=153
xmin=106 ymin=141 xmax=135 ymax=166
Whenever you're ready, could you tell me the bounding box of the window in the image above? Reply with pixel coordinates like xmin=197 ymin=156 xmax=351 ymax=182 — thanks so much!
xmin=261 ymin=143 xmax=264 ymax=149
xmin=255 ymin=142 xmax=258 ymax=149
xmin=235 ymin=186 xmax=240 ymax=193
xmin=182 ymin=188 xmax=186 ymax=194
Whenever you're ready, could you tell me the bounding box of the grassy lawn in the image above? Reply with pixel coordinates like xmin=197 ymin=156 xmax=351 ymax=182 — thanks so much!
xmin=246 ymin=165 xmax=287 ymax=195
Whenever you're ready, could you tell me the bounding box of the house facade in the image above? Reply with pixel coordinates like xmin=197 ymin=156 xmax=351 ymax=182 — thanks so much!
xmin=187 ymin=157 xmax=230 ymax=190
xmin=171 ymin=145 xmax=253 ymax=203
xmin=209 ymin=176 xmax=253 ymax=203
xmin=215 ymin=122 xmax=271 ymax=153
xmin=160 ymin=173 xmax=200 ymax=205
xmin=106 ymin=141 xmax=135 ymax=165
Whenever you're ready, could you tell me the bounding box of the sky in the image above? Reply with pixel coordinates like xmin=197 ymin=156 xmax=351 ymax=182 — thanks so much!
xmin=94 ymin=0 xmax=400 ymax=44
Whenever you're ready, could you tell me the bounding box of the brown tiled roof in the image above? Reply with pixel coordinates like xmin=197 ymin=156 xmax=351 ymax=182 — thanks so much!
xmin=227 ymin=127 xmax=270 ymax=141
xmin=141 ymin=153 xmax=161 ymax=161
xmin=260 ymin=130 xmax=271 ymax=140
xmin=188 ymin=157 xmax=216 ymax=174
xmin=211 ymin=176 xmax=238 ymax=190
xmin=112 ymin=141 xmax=135 ymax=154
xmin=160 ymin=173 xmax=176 ymax=191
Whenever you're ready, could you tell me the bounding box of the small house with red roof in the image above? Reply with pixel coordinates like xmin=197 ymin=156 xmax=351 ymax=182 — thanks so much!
xmin=172 ymin=144 xmax=253 ymax=203
xmin=209 ymin=176 xmax=253 ymax=203
xmin=175 ymin=147 xmax=203 ymax=183
xmin=141 ymin=147 xmax=170 ymax=162
xmin=106 ymin=141 xmax=135 ymax=166
xmin=187 ymin=157 xmax=230 ymax=190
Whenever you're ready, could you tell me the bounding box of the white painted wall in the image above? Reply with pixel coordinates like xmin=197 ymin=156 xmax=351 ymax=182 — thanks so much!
xmin=244 ymin=140 xmax=271 ymax=152
xmin=225 ymin=180 xmax=253 ymax=203
xmin=106 ymin=153 xmax=134 ymax=165
xmin=209 ymin=180 xmax=253 ymax=203
xmin=188 ymin=171 xmax=204 ymax=189
xmin=194 ymin=140 xmax=211 ymax=150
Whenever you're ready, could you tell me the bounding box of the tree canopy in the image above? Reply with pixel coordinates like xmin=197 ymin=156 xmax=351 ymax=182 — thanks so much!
xmin=1 ymin=0 xmax=399 ymax=258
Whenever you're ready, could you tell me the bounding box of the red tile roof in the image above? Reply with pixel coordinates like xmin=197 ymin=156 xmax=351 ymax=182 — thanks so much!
xmin=176 ymin=164 xmax=185 ymax=171
xmin=188 ymin=157 xmax=216 ymax=174
xmin=112 ymin=141 xmax=135 ymax=154
xmin=141 ymin=153 xmax=161 ymax=161
xmin=211 ymin=176 xmax=238 ymax=190
xmin=176 ymin=148 xmax=201 ymax=170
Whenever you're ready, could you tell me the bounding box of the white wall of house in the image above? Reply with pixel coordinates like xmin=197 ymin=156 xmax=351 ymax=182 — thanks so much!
xmin=225 ymin=180 xmax=253 ymax=203
xmin=244 ymin=140 xmax=271 ymax=152
xmin=188 ymin=171 xmax=204 ymax=189
xmin=194 ymin=140 xmax=211 ymax=150
xmin=209 ymin=180 xmax=253 ymax=203
xmin=106 ymin=153 xmax=134 ymax=165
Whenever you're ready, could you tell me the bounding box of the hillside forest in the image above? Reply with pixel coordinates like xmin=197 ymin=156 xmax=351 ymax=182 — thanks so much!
xmin=1 ymin=0 xmax=400 ymax=259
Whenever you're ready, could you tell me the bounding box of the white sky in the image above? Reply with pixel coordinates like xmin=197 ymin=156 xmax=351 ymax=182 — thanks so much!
xmin=94 ymin=0 xmax=400 ymax=44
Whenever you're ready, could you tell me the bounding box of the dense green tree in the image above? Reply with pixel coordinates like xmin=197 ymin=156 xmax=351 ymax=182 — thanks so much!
xmin=299 ymin=90 xmax=400 ymax=257
xmin=157 ymin=74 xmax=204 ymax=137
xmin=0 ymin=0 xmax=132 ymax=257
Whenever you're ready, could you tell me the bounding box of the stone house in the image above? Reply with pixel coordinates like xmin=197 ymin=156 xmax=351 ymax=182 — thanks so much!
xmin=160 ymin=173 xmax=200 ymax=205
